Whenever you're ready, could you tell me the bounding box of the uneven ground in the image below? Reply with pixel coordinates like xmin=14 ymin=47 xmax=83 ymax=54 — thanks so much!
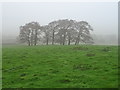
xmin=2 ymin=45 xmax=118 ymax=88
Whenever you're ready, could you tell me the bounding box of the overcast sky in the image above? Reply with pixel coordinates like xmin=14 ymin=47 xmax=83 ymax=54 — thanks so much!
xmin=2 ymin=2 xmax=118 ymax=37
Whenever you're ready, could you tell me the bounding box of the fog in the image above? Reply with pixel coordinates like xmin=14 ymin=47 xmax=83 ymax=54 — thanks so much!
xmin=2 ymin=2 xmax=118 ymax=45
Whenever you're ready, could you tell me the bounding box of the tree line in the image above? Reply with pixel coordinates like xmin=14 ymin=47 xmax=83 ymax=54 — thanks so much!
xmin=19 ymin=19 xmax=94 ymax=46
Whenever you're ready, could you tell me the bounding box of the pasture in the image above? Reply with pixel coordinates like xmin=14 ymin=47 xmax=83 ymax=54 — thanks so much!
xmin=2 ymin=45 xmax=118 ymax=88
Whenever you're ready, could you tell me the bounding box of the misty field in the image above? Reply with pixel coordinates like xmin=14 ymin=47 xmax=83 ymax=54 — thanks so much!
xmin=2 ymin=45 xmax=118 ymax=88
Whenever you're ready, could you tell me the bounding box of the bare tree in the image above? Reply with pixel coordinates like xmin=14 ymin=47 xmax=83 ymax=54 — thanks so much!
xmin=74 ymin=21 xmax=93 ymax=45
xmin=19 ymin=26 xmax=31 ymax=46
xmin=66 ymin=20 xmax=76 ymax=45
xmin=19 ymin=21 xmax=41 ymax=46
xmin=48 ymin=21 xmax=59 ymax=45
xmin=56 ymin=19 xmax=72 ymax=45
xmin=19 ymin=19 xmax=94 ymax=46
xmin=41 ymin=25 xmax=51 ymax=45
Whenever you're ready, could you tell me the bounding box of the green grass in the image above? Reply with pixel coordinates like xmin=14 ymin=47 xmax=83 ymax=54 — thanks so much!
xmin=2 ymin=45 xmax=118 ymax=88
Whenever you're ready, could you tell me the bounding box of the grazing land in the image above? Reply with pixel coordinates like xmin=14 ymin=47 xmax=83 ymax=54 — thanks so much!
xmin=2 ymin=45 xmax=118 ymax=88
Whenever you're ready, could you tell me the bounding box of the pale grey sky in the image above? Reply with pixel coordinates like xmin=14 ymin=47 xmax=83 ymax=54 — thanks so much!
xmin=2 ymin=2 xmax=118 ymax=37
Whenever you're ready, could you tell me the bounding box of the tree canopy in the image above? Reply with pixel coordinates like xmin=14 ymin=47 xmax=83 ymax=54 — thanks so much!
xmin=19 ymin=19 xmax=94 ymax=46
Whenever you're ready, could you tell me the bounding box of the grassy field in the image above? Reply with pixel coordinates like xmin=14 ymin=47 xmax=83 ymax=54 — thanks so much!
xmin=2 ymin=45 xmax=118 ymax=88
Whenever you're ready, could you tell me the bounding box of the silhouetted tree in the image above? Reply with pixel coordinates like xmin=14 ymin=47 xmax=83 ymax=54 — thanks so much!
xmin=41 ymin=25 xmax=51 ymax=45
xmin=19 ymin=21 xmax=41 ymax=46
xmin=48 ymin=21 xmax=59 ymax=45
xmin=19 ymin=19 xmax=93 ymax=46
xmin=56 ymin=19 xmax=72 ymax=45
xmin=74 ymin=21 xmax=93 ymax=45
xmin=19 ymin=26 xmax=31 ymax=46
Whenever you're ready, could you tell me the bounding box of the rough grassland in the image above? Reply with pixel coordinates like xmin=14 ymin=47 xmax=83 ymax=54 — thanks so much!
xmin=2 ymin=45 xmax=118 ymax=88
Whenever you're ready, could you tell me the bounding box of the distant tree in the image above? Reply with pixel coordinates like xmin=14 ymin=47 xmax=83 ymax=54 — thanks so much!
xmin=74 ymin=21 xmax=93 ymax=45
xmin=56 ymin=19 xmax=72 ymax=45
xmin=48 ymin=21 xmax=59 ymax=45
xmin=41 ymin=25 xmax=51 ymax=45
xmin=19 ymin=19 xmax=94 ymax=46
xmin=19 ymin=21 xmax=41 ymax=46
xmin=19 ymin=26 xmax=30 ymax=46
xmin=66 ymin=20 xmax=76 ymax=45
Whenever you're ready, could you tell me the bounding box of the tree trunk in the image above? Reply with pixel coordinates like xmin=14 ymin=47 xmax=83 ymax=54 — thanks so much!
xmin=34 ymin=29 xmax=37 ymax=46
xmin=75 ymin=31 xmax=80 ymax=45
xmin=77 ymin=38 xmax=80 ymax=44
xmin=68 ymin=36 xmax=71 ymax=45
xmin=28 ymin=40 xmax=31 ymax=46
xmin=75 ymin=39 xmax=78 ymax=45
xmin=28 ymin=30 xmax=31 ymax=46
xmin=52 ymin=30 xmax=55 ymax=45
xmin=68 ymin=32 xmax=71 ymax=45
xmin=68 ymin=39 xmax=70 ymax=45
xmin=31 ymin=30 xmax=33 ymax=46
xmin=63 ymin=32 xmax=66 ymax=45
xmin=46 ymin=37 xmax=49 ymax=45
xmin=59 ymin=35 xmax=62 ymax=45
xmin=63 ymin=36 xmax=65 ymax=45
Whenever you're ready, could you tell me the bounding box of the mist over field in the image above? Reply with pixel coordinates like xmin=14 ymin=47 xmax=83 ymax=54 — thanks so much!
xmin=2 ymin=34 xmax=118 ymax=45
xmin=2 ymin=2 xmax=118 ymax=45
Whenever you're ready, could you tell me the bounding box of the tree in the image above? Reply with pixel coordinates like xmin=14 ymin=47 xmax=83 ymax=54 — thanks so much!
xmin=56 ymin=19 xmax=72 ymax=45
xmin=74 ymin=21 xmax=93 ymax=45
xmin=19 ymin=19 xmax=94 ymax=46
xmin=48 ymin=21 xmax=59 ymax=45
xmin=19 ymin=21 xmax=41 ymax=46
xmin=66 ymin=20 xmax=76 ymax=45
xmin=41 ymin=25 xmax=51 ymax=45
xmin=19 ymin=25 xmax=31 ymax=46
